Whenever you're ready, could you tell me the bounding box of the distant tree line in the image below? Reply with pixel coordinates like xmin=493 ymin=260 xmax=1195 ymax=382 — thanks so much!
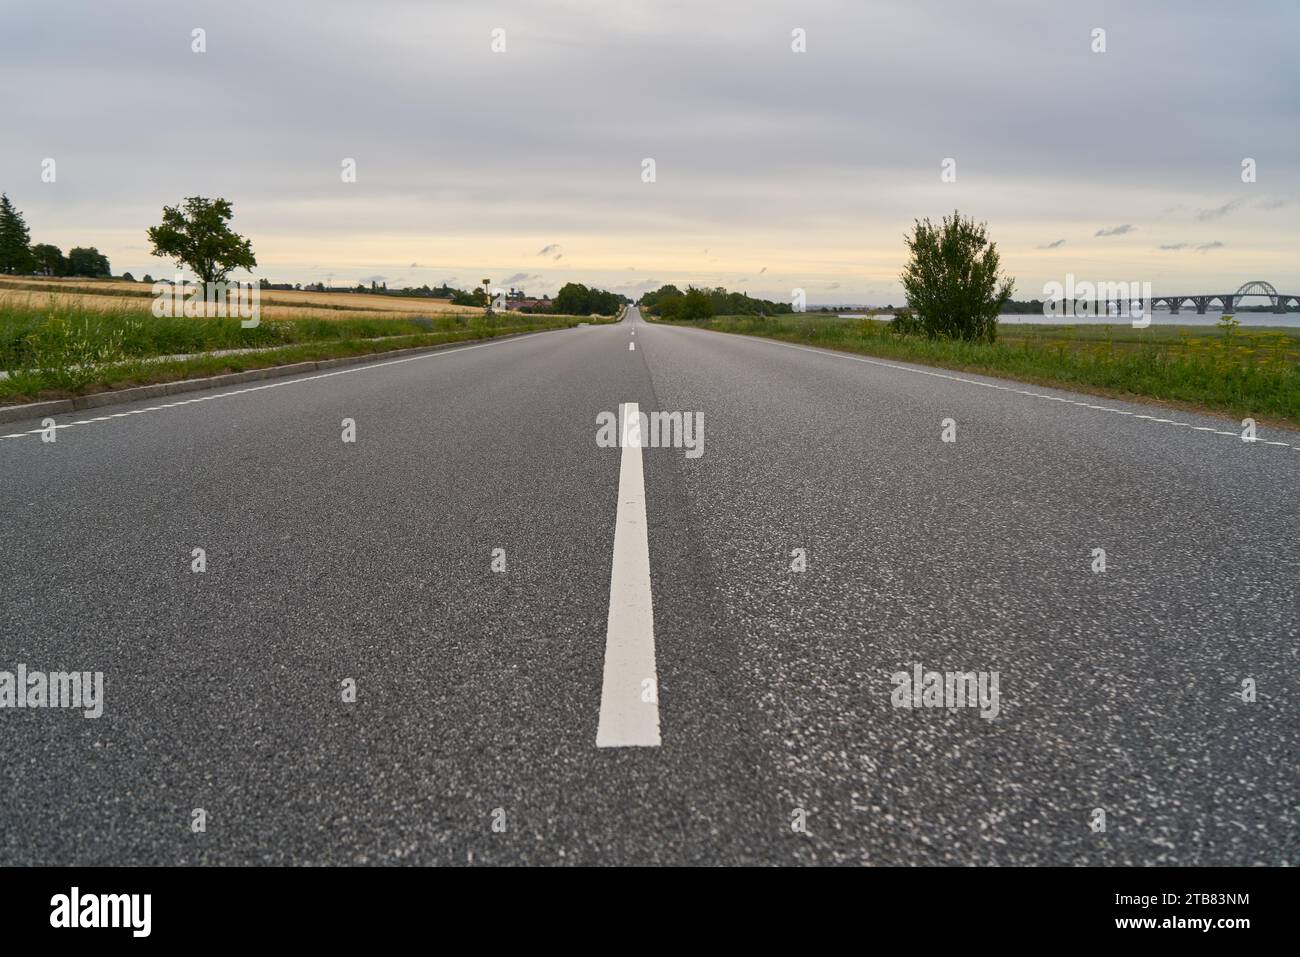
xmin=452 ymin=287 xmax=488 ymax=307
xmin=639 ymin=284 xmax=793 ymax=320
xmin=0 ymin=193 xmax=112 ymax=277
xmin=552 ymin=282 xmax=628 ymax=316
xmin=1000 ymin=299 xmax=1046 ymax=314
xmin=350 ymin=281 xmax=465 ymax=299
xmin=242 ymin=277 xmax=629 ymax=314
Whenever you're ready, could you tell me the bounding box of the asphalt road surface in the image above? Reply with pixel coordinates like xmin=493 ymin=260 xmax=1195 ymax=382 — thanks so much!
xmin=1 ymin=307 xmax=1296 ymax=865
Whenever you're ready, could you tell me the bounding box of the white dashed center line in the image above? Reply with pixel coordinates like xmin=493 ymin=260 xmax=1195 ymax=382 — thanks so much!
xmin=596 ymin=402 xmax=661 ymax=748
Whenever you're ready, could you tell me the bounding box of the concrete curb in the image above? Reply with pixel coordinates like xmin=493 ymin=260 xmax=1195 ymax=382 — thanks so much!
xmin=0 ymin=328 xmax=557 ymax=427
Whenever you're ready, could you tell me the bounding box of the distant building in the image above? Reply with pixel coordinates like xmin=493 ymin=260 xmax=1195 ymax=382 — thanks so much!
xmin=505 ymin=297 xmax=551 ymax=311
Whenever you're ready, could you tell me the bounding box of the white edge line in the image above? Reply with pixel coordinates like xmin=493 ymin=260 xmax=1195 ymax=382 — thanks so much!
xmin=0 ymin=333 xmax=549 ymax=442
xmin=670 ymin=326 xmax=1300 ymax=453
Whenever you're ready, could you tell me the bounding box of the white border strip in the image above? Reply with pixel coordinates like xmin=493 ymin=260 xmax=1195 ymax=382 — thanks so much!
xmin=0 ymin=334 xmax=544 ymax=442
xmin=675 ymin=327 xmax=1300 ymax=454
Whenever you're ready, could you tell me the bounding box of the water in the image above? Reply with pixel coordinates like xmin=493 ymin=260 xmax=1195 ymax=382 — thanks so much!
xmin=838 ymin=312 xmax=1300 ymax=328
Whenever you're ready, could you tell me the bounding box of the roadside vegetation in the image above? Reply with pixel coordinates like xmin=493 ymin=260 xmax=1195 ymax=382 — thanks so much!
xmin=0 ymin=191 xmax=632 ymax=405
xmin=640 ymin=283 xmax=792 ymax=320
xmin=552 ymin=282 xmax=629 ymax=316
xmin=0 ymin=299 xmax=602 ymax=403
xmin=2 ymin=192 xmax=632 ymax=322
xmin=649 ymin=210 xmax=1299 ymax=427
xmin=899 ymin=211 xmax=1012 ymax=342
xmin=658 ymin=312 xmax=1300 ymax=428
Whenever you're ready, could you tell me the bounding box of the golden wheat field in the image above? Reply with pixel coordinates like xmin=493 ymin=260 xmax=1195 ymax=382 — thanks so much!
xmin=0 ymin=276 xmax=480 ymax=319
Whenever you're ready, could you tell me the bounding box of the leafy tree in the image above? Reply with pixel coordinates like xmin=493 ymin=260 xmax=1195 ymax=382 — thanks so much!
xmin=146 ymin=196 xmax=256 ymax=284
xmin=121 ymin=272 xmax=135 ymax=282
xmin=0 ymin=193 xmax=35 ymax=274
xmin=888 ymin=307 xmax=922 ymax=336
xmin=900 ymin=211 xmax=1013 ymax=342
xmin=706 ymin=287 xmax=790 ymax=316
xmin=680 ymin=286 xmax=714 ymax=320
xmin=643 ymin=282 xmax=785 ymax=318
xmin=655 ymin=287 xmax=707 ymax=321
xmin=654 ymin=286 xmax=713 ymax=320
xmin=31 ymin=243 xmax=66 ymax=276
xmin=66 ymin=246 xmax=112 ymax=277
xmin=451 ymin=287 xmax=487 ymax=307
xmin=554 ymin=282 xmax=622 ymax=316
xmin=554 ymin=282 xmax=590 ymax=314
xmin=639 ymin=284 xmax=682 ymax=313
xmin=142 ymin=274 xmax=154 ymax=283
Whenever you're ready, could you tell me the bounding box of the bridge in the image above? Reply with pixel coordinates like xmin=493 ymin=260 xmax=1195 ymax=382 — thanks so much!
xmin=1145 ymin=281 xmax=1299 ymax=315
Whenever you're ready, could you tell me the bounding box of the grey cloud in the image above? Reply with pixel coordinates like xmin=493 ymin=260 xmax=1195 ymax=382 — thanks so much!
xmin=1 ymin=0 xmax=1296 ymax=301
xmin=1039 ymin=239 xmax=1066 ymax=249
xmin=1095 ymin=225 xmax=1137 ymax=237
xmin=1195 ymin=198 xmax=1245 ymax=221
xmin=1159 ymin=242 xmax=1225 ymax=253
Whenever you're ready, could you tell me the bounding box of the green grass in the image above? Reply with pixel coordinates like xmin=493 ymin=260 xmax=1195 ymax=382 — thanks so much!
xmin=0 ymin=299 xmax=601 ymax=403
xmin=660 ymin=314 xmax=1300 ymax=429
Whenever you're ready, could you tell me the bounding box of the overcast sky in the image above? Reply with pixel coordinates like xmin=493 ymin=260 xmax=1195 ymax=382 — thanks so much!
xmin=2 ymin=0 xmax=1297 ymax=304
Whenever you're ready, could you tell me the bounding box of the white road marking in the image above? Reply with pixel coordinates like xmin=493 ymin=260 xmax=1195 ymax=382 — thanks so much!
xmin=629 ymin=342 xmax=636 ymax=351
xmin=596 ymin=402 xmax=661 ymax=748
xmin=0 ymin=333 xmax=548 ymax=443
xmin=677 ymin=328 xmax=1300 ymax=454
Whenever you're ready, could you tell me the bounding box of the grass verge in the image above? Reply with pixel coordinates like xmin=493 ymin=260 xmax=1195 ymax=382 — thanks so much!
xmin=659 ymin=314 xmax=1300 ymax=430
xmin=0 ymin=301 xmax=601 ymax=405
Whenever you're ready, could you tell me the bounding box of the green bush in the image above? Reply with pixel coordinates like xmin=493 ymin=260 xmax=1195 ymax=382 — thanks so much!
xmin=900 ymin=211 xmax=1013 ymax=342
xmin=887 ymin=309 xmax=923 ymax=337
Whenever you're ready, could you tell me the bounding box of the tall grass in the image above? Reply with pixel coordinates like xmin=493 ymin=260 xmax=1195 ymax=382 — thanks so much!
xmin=0 ymin=298 xmax=594 ymax=402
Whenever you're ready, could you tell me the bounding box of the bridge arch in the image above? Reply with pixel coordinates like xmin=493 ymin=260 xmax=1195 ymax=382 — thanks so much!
xmin=1226 ymin=280 xmax=1282 ymax=314
xmin=1235 ymin=280 xmax=1279 ymax=299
